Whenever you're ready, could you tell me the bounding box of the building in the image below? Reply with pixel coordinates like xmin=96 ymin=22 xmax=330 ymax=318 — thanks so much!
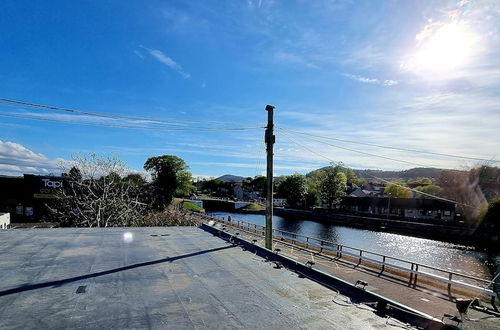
xmin=0 ymin=174 xmax=66 ymax=222
xmin=340 ymin=196 xmax=456 ymax=221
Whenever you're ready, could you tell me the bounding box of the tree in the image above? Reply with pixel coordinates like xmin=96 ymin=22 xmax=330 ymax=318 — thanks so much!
xmin=438 ymin=169 xmax=488 ymax=224
xmin=50 ymin=153 xmax=146 ymax=227
xmin=305 ymin=176 xmax=320 ymax=208
xmin=385 ymin=181 xmax=413 ymax=198
xmin=123 ymin=173 xmax=146 ymax=188
xmin=242 ymin=176 xmax=267 ymax=196
xmin=343 ymin=167 xmax=365 ymax=188
xmin=410 ymin=177 xmax=433 ymax=185
xmin=144 ymin=155 xmax=193 ymax=210
xmin=474 ymin=166 xmax=500 ymax=200
xmin=275 ymin=174 xmax=308 ymax=208
xmin=317 ymin=166 xmax=347 ymax=209
xmin=415 ymin=184 xmax=442 ymax=198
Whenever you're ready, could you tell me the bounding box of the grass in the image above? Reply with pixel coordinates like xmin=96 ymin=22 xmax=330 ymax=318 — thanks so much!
xmin=241 ymin=203 xmax=265 ymax=211
xmin=182 ymin=201 xmax=205 ymax=213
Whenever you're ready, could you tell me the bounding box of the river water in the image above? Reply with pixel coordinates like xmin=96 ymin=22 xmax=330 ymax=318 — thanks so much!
xmin=209 ymin=211 xmax=498 ymax=280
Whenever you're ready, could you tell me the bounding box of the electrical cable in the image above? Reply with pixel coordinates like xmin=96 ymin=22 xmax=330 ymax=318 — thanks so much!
xmin=279 ymin=128 xmax=433 ymax=168
xmin=278 ymin=130 xmax=477 ymax=209
xmin=0 ymin=98 xmax=263 ymax=128
xmin=0 ymin=105 xmax=227 ymax=129
xmin=279 ymin=127 xmax=499 ymax=164
xmin=0 ymin=112 xmax=262 ymax=132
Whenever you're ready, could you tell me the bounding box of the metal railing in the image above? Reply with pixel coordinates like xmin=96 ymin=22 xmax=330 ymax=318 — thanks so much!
xmin=210 ymin=216 xmax=496 ymax=298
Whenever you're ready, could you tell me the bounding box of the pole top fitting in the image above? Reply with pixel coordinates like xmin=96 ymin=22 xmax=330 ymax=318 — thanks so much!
xmin=265 ymin=105 xmax=275 ymax=111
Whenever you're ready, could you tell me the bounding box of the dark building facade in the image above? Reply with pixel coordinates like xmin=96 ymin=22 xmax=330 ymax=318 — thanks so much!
xmin=340 ymin=196 xmax=456 ymax=221
xmin=0 ymin=174 xmax=65 ymax=222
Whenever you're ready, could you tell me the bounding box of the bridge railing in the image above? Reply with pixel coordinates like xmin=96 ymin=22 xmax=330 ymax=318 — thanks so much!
xmin=210 ymin=216 xmax=496 ymax=298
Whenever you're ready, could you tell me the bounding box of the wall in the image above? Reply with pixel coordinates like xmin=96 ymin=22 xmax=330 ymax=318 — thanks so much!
xmin=0 ymin=213 xmax=10 ymax=229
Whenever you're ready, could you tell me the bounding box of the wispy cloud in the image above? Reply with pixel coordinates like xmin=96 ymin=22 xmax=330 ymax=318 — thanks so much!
xmin=344 ymin=73 xmax=378 ymax=84
xmin=343 ymin=73 xmax=398 ymax=86
xmin=275 ymin=87 xmax=500 ymax=171
xmin=139 ymin=46 xmax=190 ymax=79
xmin=133 ymin=50 xmax=144 ymax=59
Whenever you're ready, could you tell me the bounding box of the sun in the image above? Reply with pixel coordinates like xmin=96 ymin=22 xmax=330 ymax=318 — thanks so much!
xmin=404 ymin=22 xmax=479 ymax=74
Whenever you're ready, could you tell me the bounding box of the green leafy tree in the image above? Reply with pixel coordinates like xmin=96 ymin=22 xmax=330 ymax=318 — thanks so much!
xmin=202 ymin=179 xmax=228 ymax=195
xmin=305 ymin=176 xmax=320 ymax=208
xmin=410 ymin=177 xmax=433 ymax=185
xmin=416 ymin=184 xmax=442 ymax=198
xmin=144 ymin=155 xmax=193 ymax=210
xmin=317 ymin=167 xmax=347 ymax=209
xmin=275 ymin=174 xmax=308 ymax=208
xmin=242 ymin=175 xmax=267 ymax=197
xmin=123 ymin=173 xmax=146 ymax=189
xmin=385 ymin=181 xmax=413 ymax=198
xmin=343 ymin=167 xmax=362 ymax=187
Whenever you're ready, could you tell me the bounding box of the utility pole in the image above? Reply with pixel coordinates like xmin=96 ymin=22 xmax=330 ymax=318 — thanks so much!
xmin=264 ymin=105 xmax=275 ymax=250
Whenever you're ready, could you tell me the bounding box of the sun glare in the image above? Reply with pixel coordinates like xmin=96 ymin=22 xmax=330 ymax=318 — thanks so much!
xmin=405 ymin=22 xmax=479 ymax=74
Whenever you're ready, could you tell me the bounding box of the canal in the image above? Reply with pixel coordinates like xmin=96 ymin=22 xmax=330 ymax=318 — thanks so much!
xmin=209 ymin=211 xmax=499 ymax=280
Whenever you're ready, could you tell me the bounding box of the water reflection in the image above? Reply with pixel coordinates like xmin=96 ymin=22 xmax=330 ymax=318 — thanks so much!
xmin=276 ymin=218 xmax=303 ymax=234
xmin=210 ymin=212 xmax=493 ymax=279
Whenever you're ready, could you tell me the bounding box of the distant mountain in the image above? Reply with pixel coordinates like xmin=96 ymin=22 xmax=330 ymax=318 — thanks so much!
xmin=216 ymin=174 xmax=245 ymax=182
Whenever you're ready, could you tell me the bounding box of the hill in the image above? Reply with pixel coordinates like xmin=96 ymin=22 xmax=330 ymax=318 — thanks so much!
xmin=307 ymin=167 xmax=444 ymax=181
xmin=216 ymin=174 xmax=245 ymax=183
xmin=353 ymin=168 xmax=443 ymax=181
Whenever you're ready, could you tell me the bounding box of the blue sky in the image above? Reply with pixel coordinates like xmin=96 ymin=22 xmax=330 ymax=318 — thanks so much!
xmin=1 ymin=0 xmax=499 ymax=178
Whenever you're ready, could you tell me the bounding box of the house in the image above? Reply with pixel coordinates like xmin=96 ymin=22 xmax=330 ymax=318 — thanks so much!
xmin=362 ymin=183 xmax=385 ymax=197
xmin=347 ymin=187 xmax=368 ymax=197
xmin=273 ymin=198 xmax=287 ymax=207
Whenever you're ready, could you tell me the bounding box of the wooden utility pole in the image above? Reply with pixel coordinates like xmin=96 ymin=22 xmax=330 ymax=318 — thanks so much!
xmin=264 ymin=105 xmax=275 ymax=250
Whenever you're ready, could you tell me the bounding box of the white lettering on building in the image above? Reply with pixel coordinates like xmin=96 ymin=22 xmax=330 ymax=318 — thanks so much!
xmin=42 ymin=179 xmax=63 ymax=188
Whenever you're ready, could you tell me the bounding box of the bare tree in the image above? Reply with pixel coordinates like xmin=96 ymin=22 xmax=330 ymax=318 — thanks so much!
xmin=50 ymin=153 xmax=147 ymax=227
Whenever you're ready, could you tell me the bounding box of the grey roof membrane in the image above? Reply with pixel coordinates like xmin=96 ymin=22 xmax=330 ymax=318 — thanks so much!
xmin=0 ymin=227 xmax=398 ymax=329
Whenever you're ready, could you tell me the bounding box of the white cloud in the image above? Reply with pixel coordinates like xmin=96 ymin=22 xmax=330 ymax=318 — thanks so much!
xmin=0 ymin=140 xmax=64 ymax=176
xmin=275 ymin=88 xmax=500 ymax=172
xmin=140 ymin=46 xmax=190 ymax=79
xmin=344 ymin=73 xmax=378 ymax=84
xmin=383 ymin=79 xmax=398 ymax=86
xmin=343 ymin=73 xmax=398 ymax=86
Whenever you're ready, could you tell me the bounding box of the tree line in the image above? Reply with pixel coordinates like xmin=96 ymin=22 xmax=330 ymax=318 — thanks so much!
xmin=50 ymin=153 xmax=195 ymax=227
xmin=48 ymin=153 xmax=499 ymax=230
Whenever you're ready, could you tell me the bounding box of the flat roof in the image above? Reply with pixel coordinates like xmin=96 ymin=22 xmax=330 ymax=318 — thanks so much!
xmin=0 ymin=227 xmax=397 ymax=329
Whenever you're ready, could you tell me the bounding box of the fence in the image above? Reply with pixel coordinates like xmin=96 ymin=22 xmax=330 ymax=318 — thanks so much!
xmin=210 ymin=216 xmax=497 ymax=299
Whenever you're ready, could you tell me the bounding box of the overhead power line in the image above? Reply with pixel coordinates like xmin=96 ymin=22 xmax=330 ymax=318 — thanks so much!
xmin=279 ymin=127 xmax=499 ymax=164
xmin=278 ymin=128 xmax=432 ymax=168
xmin=0 ymin=98 xmax=263 ymax=128
xmin=0 ymin=112 xmax=261 ymax=132
xmin=278 ymin=129 xmax=476 ymax=209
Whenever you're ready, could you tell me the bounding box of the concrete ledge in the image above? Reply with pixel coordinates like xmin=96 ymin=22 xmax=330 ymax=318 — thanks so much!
xmin=201 ymin=222 xmax=449 ymax=330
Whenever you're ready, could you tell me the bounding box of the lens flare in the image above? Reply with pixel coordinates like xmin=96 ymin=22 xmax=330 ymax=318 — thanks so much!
xmin=403 ymin=21 xmax=480 ymax=75
xmin=123 ymin=232 xmax=133 ymax=243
